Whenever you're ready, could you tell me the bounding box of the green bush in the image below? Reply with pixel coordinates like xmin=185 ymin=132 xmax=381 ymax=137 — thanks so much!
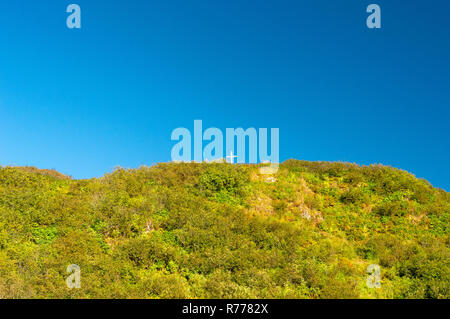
xmin=0 ymin=162 xmax=447 ymax=299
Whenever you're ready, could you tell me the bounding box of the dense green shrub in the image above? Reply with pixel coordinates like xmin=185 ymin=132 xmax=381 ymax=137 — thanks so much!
xmin=0 ymin=161 xmax=448 ymax=299
xmin=373 ymin=201 xmax=409 ymax=217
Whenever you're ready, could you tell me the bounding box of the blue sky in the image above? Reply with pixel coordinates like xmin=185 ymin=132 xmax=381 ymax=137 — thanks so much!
xmin=0 ymin=0 xmax=449 ymax=190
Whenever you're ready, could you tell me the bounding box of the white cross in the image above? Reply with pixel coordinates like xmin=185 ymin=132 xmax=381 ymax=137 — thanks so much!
xmin=226 ymin=151 xmax=238 ymax=164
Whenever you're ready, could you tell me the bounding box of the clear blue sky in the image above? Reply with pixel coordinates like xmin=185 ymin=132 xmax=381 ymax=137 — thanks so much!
xmin=0 ymin=0 xmax=449 ymax=190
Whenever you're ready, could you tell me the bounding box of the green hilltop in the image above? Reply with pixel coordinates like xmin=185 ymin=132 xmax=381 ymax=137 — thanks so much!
xmin=0 ymin=160 xmax=448 ymax=298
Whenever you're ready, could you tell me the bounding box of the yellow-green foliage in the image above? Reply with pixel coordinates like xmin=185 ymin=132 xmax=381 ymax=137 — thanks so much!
xmin=0 ymin=161 xmax=448 ymax=299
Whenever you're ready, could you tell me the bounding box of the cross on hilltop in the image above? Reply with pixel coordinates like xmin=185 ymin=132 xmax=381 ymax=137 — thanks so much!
xmin=226 ymin=151 xmax=238 ymax=164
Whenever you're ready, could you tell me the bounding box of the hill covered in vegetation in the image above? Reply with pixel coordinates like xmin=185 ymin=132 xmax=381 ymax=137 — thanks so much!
xmin=0 ymin=160 xmax=448 ymax=299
